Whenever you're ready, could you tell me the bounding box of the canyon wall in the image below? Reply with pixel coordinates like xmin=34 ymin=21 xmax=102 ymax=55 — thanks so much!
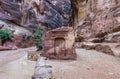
xmin=0 ymin=0 xmax=71 ymax=30
xmin=0 ymin=0 xmax=120 ymax=42
xmin=72 ymin=0 xmax=120 ymax=42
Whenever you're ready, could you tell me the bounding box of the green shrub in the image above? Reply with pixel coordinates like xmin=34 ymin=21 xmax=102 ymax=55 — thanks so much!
xmin=32 ymin=28 xmax=44 ymax=51
xmin=0 ymin=29 xmax=12 ymax=42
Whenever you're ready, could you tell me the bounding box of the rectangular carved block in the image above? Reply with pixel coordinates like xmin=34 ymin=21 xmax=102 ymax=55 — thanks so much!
xmin=41 ymin=27 xmax=76 ymax=60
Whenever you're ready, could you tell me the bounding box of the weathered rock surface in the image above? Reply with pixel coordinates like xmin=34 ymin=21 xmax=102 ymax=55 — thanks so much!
xmin=73 ymin=0 xmax=120 ymax=41
xmin=28 ymin=51 xmax=42 ymax=61
xmin=75 ymin=42 xmax=120 ymax=56
xmin=12 ymin=35 xmax=35 ymax=48
xmin=38 ymin=0 xmax=71 ymax=29
xmin=95 ymin=44 xmax=114 ymax=56
xmin=0 ymin=20 xmax=34 ymax=49
xmin=0 ymin=34 xmax=34 ymax=49
xmin=0 ymin=22 xmax=32 ymax=36
xmin=0 ymin=0 xmax=71 ymax=30
xmin=0 ymin=46 xmax=17 ymax=51
xmin=42 ymin=27 xmax=76 ymax=60
xmin=84 ymin=37 xmax=105 ymax=43
xmin=104 ymin=31 xmax=120 ymax=42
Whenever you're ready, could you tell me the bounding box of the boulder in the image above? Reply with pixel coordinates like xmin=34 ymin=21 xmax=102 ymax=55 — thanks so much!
xmin=94 ymin=44 xmax=114 ymax=56
xmin=75 ymin=36 xmax=84 ymax=42
xmin=84 ymin=38 xmax=104 ymax=43
xmin=76 ymin=42 xmax=115 ymax=56
xmin=28 ymin=51 xmax=42 ymax=61
xmin=81 ymin=43 xmax=96 ymax=50
xmin=104 ymin=31 xmax=120 ymax=42
xmin=116 ymin=44 xmax=120 ymax=48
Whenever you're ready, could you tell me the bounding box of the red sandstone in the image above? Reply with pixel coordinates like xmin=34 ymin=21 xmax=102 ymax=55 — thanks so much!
xmin=41 ymin=27 xmax=76 ymax=60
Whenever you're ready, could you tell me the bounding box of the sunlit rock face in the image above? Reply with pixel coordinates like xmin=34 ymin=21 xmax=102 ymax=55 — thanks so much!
xmin=1 ymin=0 xmax=120 ymax=43
xmin=75 ymin=0 xmax=120 ymax=41
xmin=0 ymin=20 xmax=32 ymax=36
xmin=97 ymin=0 xmax=114 ymax=9
xmin=0 ymin=20 xmax=34 ymax=48
xmin=70 ymin=0 xmax=87 ymax=26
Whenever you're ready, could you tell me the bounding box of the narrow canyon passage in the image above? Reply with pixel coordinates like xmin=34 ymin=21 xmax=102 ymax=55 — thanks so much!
xmin=0 ymin=0 xmax=120 ymax=79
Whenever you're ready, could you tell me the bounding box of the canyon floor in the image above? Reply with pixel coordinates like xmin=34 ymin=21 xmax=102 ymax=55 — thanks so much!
xmin=0 ymin=46 xmax=120 ymax=79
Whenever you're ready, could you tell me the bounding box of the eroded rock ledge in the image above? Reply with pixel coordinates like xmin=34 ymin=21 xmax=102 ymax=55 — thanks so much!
xmin=75 ymin=42 xmax=120 ymax=56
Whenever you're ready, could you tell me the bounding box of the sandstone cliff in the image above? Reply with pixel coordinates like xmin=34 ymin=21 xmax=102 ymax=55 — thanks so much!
xmin=0 ymin=0 xmax=120 ymax=43
xmin=72 ymin=0 xmax=120 ymax=42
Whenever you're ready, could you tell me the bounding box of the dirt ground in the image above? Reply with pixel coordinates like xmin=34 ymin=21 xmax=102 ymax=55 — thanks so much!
xmin=51 ymin=48 xmax=120 ymax=79
xmin=0 ymin=47 xmax=36 ymax=79
xmin=0 ymin=47 xmax=120 ymax=79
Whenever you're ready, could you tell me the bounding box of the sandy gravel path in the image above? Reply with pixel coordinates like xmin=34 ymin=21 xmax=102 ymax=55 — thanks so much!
xmin=47 ymin=48 xmax=120 ymax=79
xmin=1 ymin=48 xmax=120 ymax=79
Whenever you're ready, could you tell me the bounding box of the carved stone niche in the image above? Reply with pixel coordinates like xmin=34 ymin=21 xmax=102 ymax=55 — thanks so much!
xmin=41 ymin=27 xmax=76 ymax=60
